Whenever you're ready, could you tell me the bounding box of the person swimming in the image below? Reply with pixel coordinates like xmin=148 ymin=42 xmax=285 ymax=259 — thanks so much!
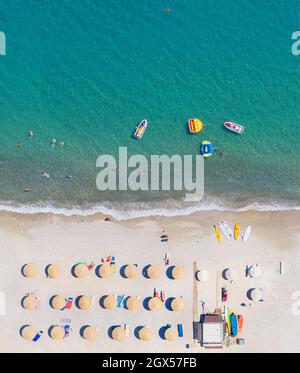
xmin=59 ymin=140 xmax=65 ymax=147
xmin=50 ymin=139 xmax=57 ymax=147
xmin=42 ymin=172 xmax=50 ymax=178
xmin=28 ymin=130 xmax=34 ymax=138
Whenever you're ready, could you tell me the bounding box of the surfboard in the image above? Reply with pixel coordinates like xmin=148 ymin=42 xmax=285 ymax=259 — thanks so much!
xmin=242 ymin=225 xmax=252 ymax=243
xmin=234 ymin=224 xmax=240 ymax=240
xmin=238 ymin=315 xmax=243 ymax=332
xmin=230 ymin=313 xmax=238 ymax=337
xmin=227 ymin=309 xmax=232 ymax=334
xmin=214 ymin=225 xmax=222 ymax=243
xmin=218 ymin=220 xmax=233 ymax=240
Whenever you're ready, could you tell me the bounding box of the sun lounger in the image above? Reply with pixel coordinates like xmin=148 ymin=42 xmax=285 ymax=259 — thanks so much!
xmin=64 ymin=325 xmax=72 ymax=338
xmin=65 ymin=297 xmax=73 ymax=310
xmin=60 ymin=318 xmax=72 ymax=324
xmin=177 ymin=324 xmax=183 ymax=337
xmin=32 ymin=331 xmax=43 ymax=342
xmin=117 ymin=295 xmax=124 ymax=308
xmin=164 ymin=253 xmax=170 ymax=265
xmin=124 ymin=324 xmax=130 ymax=337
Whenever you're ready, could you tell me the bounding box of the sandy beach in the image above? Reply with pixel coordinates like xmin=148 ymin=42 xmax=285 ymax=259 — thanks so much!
xmin=0 ymin=210 xmax=299 ymax=353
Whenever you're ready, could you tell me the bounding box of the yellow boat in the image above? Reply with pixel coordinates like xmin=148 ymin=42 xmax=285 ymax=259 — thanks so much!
xmin=214 ymin=225 xmax=221 ymax=243
xmin=234 ymin=224 xmax=240 ymax=240
xmin=188 ymin=118 xmax=203 ymax=133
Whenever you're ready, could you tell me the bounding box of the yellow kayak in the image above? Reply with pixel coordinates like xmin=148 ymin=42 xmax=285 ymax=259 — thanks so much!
xmin=234 ymin=224 xmax=240 ymax=240
xmin=214 ymin=225 xmax=221 ymax=243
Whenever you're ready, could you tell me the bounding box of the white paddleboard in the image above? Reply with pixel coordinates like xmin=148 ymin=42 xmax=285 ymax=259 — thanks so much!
xmin=242 ymin=225 xmax=252 ymax=243
xmin=218 ymin=220 xmax=233 ymax=240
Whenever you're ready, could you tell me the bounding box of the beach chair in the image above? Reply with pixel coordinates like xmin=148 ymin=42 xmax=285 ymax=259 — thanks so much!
xmin=117 ymin=295 xmax=124 ymax=308
xmin=32 ymin=331 xmax=43 ymax=342
xmin=177 ymin=324 xmax=183 ymax=337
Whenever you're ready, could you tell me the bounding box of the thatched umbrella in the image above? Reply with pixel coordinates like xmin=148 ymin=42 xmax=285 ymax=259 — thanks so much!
xmin=172 ymin=266 xmax=185 ymax=280
xmin=50 ymin=325 xmax=65 ymax=341
xmin=78 ymin=295 xmax=93 ymax=310
xmin=98 ymin=263 xmax=114 ymax=278
xmin=171 ymin=297 xmax=185 ymax=312
xmin=74 ymin=263 xmax=89 ymax=278
xmin=249 ymin=265 xmax=262 ymax=279
xmin=103 ymin=295 xmax=117 ymax=310
xmin=124 ymin=264 xmax=138 ymax=279
xmin=250 ymin=288 xmax=264 ymax=302
xmin=23 ymin=294 xmax=38 ymax=310
xmin=126 ymin=296 xmax=140 ymax=311
xmin=22 ymin=263 xmax=38 ymax=278
xmin=139 ymin=326 xmax=153 ymax=341
xmin=82 ymin=326 xmax=98 ymax=341
xmin=21 ymin=325 xmax=36 ymax=341
xmin=224 ymin=268 xmax=238 ymax=282
xmin=46 ymin=263 xmax=61 ymax=278
xmin=164 ymin=327 xmax=178 ymax=342
xmin=147 ymin=264 xmax=161 ymax=279
xmin=51 ymin=295 xmax=65 ymax=310
xmin=112 ymin=326 xmax=126 ymax=342
xmin=196 ymin=269 xmax=209 ymax=282
xmin=148 ymin=297 xmax=163 ymax=311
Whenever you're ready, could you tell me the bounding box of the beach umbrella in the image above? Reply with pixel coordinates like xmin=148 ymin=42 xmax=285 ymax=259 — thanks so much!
xmin=74 ymin=263 xmax=89 ymax=278
xmin=249 ymin=265 xmax=262 ymax=279
xmin=124 ymin=264 xmax=138 ymax=279
xmin=148 ymin=297 xmax=163 ymax=311
xmin=171 ymin=297 xmax=185 ymax=312
xmin=112 ymin=326 xmax=126 ymax=342
xmin=172 ymin=266 xmax=185 ymax=280
xmin=103 ymin=295 xmax=117 ymax=310
xmin=147 ymin=265 xmax=161 ymax=279
xmin=51 ymin=295 xmax=65 ymax=310
xmin=126 ymin=296 xmax=140 ymax=311
xmin=196 ymin=269 xmax=209 ymax=282
xmin=82 ymin=326 xmax=98 ymax=341
xmin=22 ymin=263 xmax=38 ymax=278
xmin=98 ymin=263 xmax=114 ymax=278
xmin=78 ymin=295 xmax=93 ymax=310
xmin=250 ymin=288 xmax=264 ymax=302
xmin=50 ymin=325 xmax=65 ymax=341
xmin=21 ymin=325 xmax=36 ymax=341
xmin=23 ymin=294 xmax=38 ymax=310
xmin=224 ymin=268 xmax=238 ymax=282
xmin=46 ymin=263 xmax=61 ymax=278
xmin=139 ymin=326 xmax=153 ymax=341
xmin=164 ymin=327 xmax=178 ymax=342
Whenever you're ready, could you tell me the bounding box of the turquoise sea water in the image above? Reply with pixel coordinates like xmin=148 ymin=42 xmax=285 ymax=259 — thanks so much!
xmin=0 ymin=0 xmax=299 ymax=218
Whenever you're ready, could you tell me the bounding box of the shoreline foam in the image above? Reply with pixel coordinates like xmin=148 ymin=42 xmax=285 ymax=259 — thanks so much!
xmin=0 ymin=198 xmax=299 ymax=220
